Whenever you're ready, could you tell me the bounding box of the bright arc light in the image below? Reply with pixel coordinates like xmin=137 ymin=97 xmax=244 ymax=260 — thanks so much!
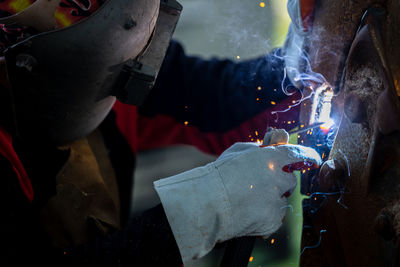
xmin=320 ymin=118 xmax=335 ymax=132
xmin=310 ymin=83 xmax=334 ymax=125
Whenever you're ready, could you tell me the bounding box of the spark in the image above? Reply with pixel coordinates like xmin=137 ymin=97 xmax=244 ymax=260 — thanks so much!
xmin=271 ymin=101 xmax=276 ymax=105
xmin=268 ymin=162 xmax=275 ymax=170
xmin=250 ymin=185 xmax=254 ymax=189
xmin=259 ymin=2 xmax=265 ymax=7
xmin=184 ymin=121 xmax=189 ymax=126
xmin=270 ymin=238 xmax=275 ymax=244
xmin=257 ymin=86 xmax=262 ymax=91
xmin=236 ymin=55 xmax=241 ymax=59
xmin=255 ymin=131 xmax=259 ymax=136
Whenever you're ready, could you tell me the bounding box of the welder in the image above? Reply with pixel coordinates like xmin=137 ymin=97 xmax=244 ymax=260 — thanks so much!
xmin=0 ymin=0 xmax=320 ymax=266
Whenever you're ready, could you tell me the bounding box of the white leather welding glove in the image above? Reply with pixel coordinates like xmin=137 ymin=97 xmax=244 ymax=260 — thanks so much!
xmin=154 ymin=129 xmax=321 ymax=263
xmin=284 ymin=0 xmax=315 ymax=87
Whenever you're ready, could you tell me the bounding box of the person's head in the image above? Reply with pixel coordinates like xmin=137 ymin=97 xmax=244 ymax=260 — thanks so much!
xmin=0 ymin=0 xmax=181 ymax=144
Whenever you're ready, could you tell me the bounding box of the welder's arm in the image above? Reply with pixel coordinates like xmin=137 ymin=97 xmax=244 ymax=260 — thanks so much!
xmin=154 ymin=129 xmax=321 ymax=264
xmin=139 ymin=40 xmax=292 ymax=133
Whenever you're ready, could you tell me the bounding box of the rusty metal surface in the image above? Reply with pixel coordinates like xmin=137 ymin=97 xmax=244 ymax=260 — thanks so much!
xmin=300 ymin=1 xmax=400 ymax=266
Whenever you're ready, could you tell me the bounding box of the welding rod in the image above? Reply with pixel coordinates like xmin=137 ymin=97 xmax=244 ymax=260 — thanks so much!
xmin=288 ymin=122 xmax=326 ymax=135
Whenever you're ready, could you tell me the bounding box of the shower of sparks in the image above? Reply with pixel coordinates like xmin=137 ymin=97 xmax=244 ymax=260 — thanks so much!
xmin=270 ymin=42 xmax=339 ymax=125
xmin=300 ymin=229 xmax=327 ymax=255
xmin=270 ymin=70 xmax=315 ymax=122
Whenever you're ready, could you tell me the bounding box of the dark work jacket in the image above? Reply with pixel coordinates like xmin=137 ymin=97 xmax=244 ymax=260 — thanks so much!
xmin=0 ymin=40 xmax=299 ymax=266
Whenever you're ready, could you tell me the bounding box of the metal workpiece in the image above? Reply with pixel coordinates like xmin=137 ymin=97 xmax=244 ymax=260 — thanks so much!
xmin=299 ymin=2 xmax=400 ymax=266
xmin=317 ymin=159 xmax=346 ymax=193
xmin=344 ymin=93 xmax=367 ymax=123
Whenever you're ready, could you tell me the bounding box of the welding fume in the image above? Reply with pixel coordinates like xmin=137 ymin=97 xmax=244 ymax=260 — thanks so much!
xmin=0 ymin=0 xmax=327 ymax=266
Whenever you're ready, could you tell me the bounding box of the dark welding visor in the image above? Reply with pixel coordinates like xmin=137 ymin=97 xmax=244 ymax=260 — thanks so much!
xmin=3 ymin=0 xmax=181 ymax=145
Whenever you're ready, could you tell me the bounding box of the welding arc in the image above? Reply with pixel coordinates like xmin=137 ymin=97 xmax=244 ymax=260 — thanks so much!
xmin=288 ymin=122 xmax=325 ymax=135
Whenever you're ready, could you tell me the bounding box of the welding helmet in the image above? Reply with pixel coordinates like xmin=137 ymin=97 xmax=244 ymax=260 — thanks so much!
xmin=0 ymin=0 xmax=181 ymax=145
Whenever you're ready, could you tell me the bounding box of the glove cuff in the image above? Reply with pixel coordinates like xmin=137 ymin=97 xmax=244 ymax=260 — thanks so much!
xmin=154 ymin=163 xmax=233 ymax=263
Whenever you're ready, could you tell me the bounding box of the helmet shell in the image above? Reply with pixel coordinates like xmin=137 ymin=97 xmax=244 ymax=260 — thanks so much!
xmin=4 ymin=0 xmax=159 ymax=144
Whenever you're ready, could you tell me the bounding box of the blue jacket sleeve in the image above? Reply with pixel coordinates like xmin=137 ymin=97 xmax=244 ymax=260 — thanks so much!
xmin=139 ymin=40 xmax=293 ymax=133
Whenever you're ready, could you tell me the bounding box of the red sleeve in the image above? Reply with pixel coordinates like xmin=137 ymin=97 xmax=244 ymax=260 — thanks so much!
xmin=0 ymin=127 xmax=33 ymax=202
xmin=136 ymin=94 xmax=300 ymax=156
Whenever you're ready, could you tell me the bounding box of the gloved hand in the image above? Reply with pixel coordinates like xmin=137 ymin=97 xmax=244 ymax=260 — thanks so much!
xmin=154 ymin=129 xmax=321 ymax=263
